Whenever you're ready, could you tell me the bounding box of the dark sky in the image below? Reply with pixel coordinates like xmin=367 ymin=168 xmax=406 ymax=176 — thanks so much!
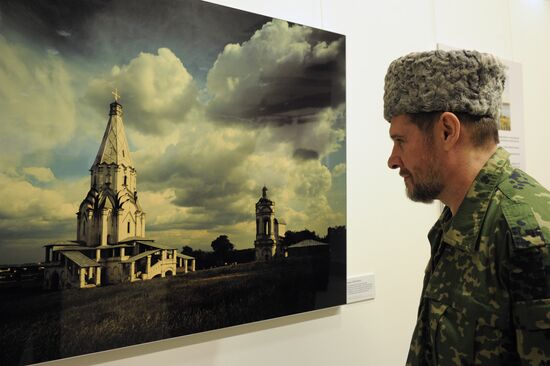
xmin=0 ymin=0 xmax=272 ymax=83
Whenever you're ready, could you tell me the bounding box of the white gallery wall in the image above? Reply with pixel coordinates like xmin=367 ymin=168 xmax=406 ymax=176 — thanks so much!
xmin=49 ymin=1 xmax=550 ymax=365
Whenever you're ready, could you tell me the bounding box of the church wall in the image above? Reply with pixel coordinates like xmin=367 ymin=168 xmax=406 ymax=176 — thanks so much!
xmin=114 ymin=165 xmax=136 ymax=193
xmin=139 ymin=213 xmax=145 ymax=237
xmin=43 ymin=268 xmax=54 ymax=289
xmin=274 ymin=220 xmax=285 ymax=242
xmin=96 ymin=165 xmax=106 ymax=187
xmin=76 ymin=215 xmax=82 ymax=242
xmin=88 ymin=211 xmax=96 ymax=246
xmin=99 ymin=207 xmax=112 ymax=246
xmin=80 ymin=267 xmax=99 ymax=288
xmin=119 ymin=208 xmax=136 ymax=242
xmin=81 ymin=218 xmax=87 ymax=243
xmin=268 ymin=216 xmax=274 ymax=236
xmin=85 ymin=165 xmax=143 ymax=244
xmin=159 ymin=257 xmax=177 ymax=278
xmin=104 ymin=261 xmax=124 ymax=284
xmin=44 ymin=266 xmax=74 ymax=289
xmin=77 ymin=204 xmax=90 ymax=244
xmin=116 ymin=166 xmax=123 ymax=192
xmin=84 ymin=165 xmax=143 ymax=245
xmin=108 ymin=210 xmax=116 ymax=245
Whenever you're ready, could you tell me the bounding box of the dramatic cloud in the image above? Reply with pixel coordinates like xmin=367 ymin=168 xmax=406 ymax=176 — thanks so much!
xmin=135 ymin=111 xmax=258 ymax=230
xmin=0 ymin=172 xmax=89 ymax=262
xmin=129 ymin=110 xmax=344 ymax=249
xmin=0 ymin=35 xmax=76 ymax=167
xmin=333 ymin=163 xmax=346 ymax=177
xmin=22 ymin=167 xmax=56 ymax=183
xmin=85 ymin=48 xmax=198 ymax=135
xmin=0 ymin=35 xmax=88 ymax=262
xmin=268 ymin=105 xmax=346 ymax=159
xmin=206 ymin=19 xmax=345 ymax=123
xmin=0 ymin=174 xmax=74 ymax=222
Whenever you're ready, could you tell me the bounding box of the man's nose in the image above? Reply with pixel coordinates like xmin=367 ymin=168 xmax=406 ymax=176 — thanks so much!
xmin=387 ymin=147 xmax=401 ymax=170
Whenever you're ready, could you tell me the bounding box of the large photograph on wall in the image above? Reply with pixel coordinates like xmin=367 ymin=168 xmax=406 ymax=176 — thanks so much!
xmin=0 ymin=0 xmax=346 ymax=364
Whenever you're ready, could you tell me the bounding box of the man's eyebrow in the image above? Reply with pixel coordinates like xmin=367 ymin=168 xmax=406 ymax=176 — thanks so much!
xmin=390 ymin=134 xmax=404 ymax=140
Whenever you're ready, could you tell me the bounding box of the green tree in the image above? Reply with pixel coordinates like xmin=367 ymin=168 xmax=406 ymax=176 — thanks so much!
xmin=181 ymin=245 xmax=194 ymax=256
xmin=211 ymin=235 xmax=234 ymax=257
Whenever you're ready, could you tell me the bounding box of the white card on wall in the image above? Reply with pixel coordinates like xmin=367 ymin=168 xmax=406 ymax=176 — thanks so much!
xmin=347 ymin=273 xmax=375 ymax=303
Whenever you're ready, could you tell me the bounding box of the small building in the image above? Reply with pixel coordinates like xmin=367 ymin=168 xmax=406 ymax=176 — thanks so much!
xmin=286 ymin=239 xmax=329 ymax=257
xmin=253 ymin=186 xmax=286 ymax=261
xmin=43 ymin=96 xmax=195 ymax=290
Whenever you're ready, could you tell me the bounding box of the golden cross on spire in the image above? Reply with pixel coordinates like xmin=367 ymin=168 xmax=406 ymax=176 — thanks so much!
xmin=112 ymin=88 xmax=120 ymax=102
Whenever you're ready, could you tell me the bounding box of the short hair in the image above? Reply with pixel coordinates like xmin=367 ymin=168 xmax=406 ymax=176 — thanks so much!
xmin=409 ymin=112 xmax=500 ymax=147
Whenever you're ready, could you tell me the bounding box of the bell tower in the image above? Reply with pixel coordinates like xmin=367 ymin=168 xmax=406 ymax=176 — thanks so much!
xmin=254 ymin=186 xmax=279 ymax=261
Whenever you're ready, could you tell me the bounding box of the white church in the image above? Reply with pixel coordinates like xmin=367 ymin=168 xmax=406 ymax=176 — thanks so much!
xmin=43 ymin=94 xmax=195 ymax=290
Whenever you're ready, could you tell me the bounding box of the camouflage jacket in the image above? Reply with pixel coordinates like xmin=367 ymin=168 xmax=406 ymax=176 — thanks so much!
xmin=406 ymin=147 xmax=550 ymax=366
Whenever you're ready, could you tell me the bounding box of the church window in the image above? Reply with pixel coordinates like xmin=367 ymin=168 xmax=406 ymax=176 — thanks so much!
xmin=122 ymin=150 xmax=125 ymax=157
xmin=263 ymin=219 xmax=268 ymax=235
xmin=124 ymin=176 xmax=127 ymax=186
xmin=127 ymin=222 xmax=131 ymax=233
xmin=256 ymin=219 xmax=259 ymax=234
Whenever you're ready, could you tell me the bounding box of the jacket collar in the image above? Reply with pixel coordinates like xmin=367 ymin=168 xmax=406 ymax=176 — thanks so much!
xmin=433 ymin=147 xmax=512 ymax=252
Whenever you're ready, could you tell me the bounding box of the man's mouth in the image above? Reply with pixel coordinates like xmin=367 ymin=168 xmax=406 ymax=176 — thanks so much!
xmin=399 ymin=171 xmax=411 ymax=179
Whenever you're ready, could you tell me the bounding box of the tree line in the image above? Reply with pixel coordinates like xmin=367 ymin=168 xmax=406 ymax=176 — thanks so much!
xmin=181 ymin=226 xmax=346 ymax=269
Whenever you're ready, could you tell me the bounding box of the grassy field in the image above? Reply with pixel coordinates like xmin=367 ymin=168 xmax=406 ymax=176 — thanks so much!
xmin=0 ymin=256 xmax=345 ymax=366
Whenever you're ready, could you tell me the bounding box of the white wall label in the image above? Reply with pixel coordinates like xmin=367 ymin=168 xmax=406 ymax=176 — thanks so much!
xmin=346 ymin=273 xmax=375 ymax=303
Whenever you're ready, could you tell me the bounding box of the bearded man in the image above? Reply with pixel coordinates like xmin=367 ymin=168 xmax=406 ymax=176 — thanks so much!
xmin=384 ymin=49 xmax=550 ymax=365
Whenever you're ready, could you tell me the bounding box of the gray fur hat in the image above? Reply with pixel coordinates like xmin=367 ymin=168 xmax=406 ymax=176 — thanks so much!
xmin=383 ymin=49 xmax=506 ymax=121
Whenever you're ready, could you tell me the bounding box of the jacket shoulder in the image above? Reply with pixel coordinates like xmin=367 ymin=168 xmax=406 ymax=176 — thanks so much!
xmin=498 ymin=169 xmax=550 ymax=250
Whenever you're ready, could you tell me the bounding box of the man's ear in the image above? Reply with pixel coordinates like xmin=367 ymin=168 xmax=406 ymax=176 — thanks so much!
xmin=436 ymin=112 xmax=460 ymax=151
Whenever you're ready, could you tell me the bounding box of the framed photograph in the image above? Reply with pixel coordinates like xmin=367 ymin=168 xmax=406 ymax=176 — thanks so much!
xmin=0 ymin=0 xmax=346 ymax=364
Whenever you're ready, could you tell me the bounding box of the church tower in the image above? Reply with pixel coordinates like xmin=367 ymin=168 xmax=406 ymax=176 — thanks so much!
xmin=254 ymin=186 xmax=283 ymax=261
xmin=76 ymin=92 xmax=145 ymax=246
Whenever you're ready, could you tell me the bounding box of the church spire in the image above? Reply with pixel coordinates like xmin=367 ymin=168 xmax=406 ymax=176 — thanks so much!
xmin=92 ymin=90 xmax=133 ymax=169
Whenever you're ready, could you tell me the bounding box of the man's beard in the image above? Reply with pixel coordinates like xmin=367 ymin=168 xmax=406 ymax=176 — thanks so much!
xmin=404 ymin=164 xmax=443 ymax=203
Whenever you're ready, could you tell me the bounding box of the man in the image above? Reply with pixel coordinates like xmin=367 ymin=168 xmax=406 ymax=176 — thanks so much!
xmin=384 ymin=49 xmax=550 ymax=365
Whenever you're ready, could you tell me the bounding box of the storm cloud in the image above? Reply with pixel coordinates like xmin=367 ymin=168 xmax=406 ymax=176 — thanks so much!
xmin=206 ymin=19 xmax=345 ymax=124
xmin=130 ymin=109 xmax=343 ymax=243
xmin=85 ymin=48 xmax=198 ymax=135
xmin=0 ymin=35 xmax=76 ymax=166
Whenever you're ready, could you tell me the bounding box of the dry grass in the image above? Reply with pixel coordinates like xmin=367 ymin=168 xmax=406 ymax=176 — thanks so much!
xmin=0 ymin=256 xmax=344 ymax=366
